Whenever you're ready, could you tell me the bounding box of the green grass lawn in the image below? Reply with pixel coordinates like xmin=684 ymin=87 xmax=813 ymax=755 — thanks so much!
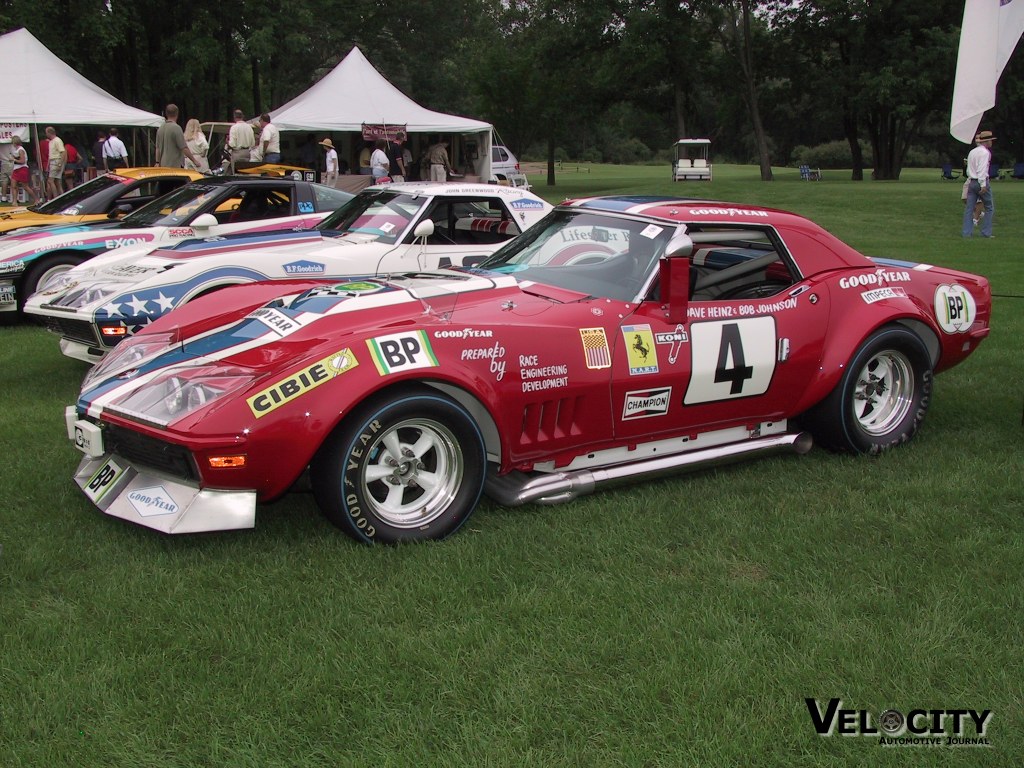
xmin=2 ymin=165 xmax=1022 ymax=766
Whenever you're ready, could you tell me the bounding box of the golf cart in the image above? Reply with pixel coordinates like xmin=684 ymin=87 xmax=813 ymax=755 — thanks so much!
xmin=672 ymin=138 xmax=712 ymax=181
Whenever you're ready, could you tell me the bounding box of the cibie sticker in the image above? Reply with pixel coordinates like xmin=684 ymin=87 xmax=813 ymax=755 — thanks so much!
xmin=247 ymin=349 xmax=359 ymax=417
xmin=934 ymin=284 xmax=976 ymax=334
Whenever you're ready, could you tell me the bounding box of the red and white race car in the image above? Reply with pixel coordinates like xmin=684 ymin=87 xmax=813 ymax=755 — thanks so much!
xmin=66 ymin=197 xmax=991 ymax=543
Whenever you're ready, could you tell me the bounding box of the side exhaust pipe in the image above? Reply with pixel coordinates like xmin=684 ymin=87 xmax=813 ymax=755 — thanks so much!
xmin=485 ymin=431 xmax=813 ymax=507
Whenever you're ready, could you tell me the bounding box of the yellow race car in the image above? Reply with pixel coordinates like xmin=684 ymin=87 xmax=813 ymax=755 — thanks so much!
xmin=0 ymin=167 xmax=202 ymax=235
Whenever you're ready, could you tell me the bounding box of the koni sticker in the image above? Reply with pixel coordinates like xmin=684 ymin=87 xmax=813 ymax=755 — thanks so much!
xmin=622 ymin=387 xmax=672 ymax=420
xmin=247 ymin=348 xmax=358 ymax=417
xmin=580 ymin=327 xmax=611 ymax=369
xmin=655 ymin=325 xmax=688 ymax=365
xmin=622 ymin=324 xmax=659 ymax=375
xmin=367 ymin=330 xmax=439 ymax=375
xmin=934 ymin=284 xmax=976 ymax=334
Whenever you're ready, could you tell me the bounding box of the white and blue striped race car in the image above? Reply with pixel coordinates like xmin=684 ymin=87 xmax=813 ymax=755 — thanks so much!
xmin=3 ymin=175 xmax=351 ymax=318
xmin=26 ymin=182 xmax=552 ymax=363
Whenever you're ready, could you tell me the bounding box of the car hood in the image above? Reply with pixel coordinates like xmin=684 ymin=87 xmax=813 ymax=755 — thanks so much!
xmin=77 ymin=268 xmax=551 ymax=424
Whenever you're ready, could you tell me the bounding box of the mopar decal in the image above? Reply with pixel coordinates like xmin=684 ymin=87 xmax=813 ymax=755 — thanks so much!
xmin=128 ymin=486 xmax=179 ymax=517
xmin=622 ymin=387 xmax=672 ymax=420
xmin=283 ymin=260 xmax=326 ymax=275
xmin=247 ymin=348 xmax=359 ymax=417
xmin=622 ymin=324 xmax=659 ymax=375
xmin=934 ymin=284 xmax=976 ymax=334
xmin=367 ymin=331 xmax=438 ymax=375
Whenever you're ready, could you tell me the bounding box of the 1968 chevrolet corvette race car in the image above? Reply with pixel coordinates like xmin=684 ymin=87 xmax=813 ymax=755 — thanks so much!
xmin=65 ymin=197 xmax=991 ymax=543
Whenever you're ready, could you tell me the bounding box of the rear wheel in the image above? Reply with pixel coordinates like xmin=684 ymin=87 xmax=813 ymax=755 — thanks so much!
xmin=805 ymin=326 xmax=932 ymax=454
xmin=311 ymin=388 xmax=486 ymax=544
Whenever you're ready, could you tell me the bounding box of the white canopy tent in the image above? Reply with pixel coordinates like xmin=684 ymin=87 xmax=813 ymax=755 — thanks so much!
xmin=0 ymin=27 xmax=163 ymax=185
xmin=0 ymin=28 xmax=163 ymax=127
xmin=272 ymin=46 xmax=494 ymax=181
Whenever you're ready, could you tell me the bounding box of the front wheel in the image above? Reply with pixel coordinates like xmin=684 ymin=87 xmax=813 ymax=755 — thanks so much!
xmin=804 ymin=326 xmax=933 ymax=454
xmin=311 ymin=389 xmax=487 ymax=544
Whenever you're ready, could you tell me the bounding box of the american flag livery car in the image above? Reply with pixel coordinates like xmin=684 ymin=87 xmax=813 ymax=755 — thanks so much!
xmin=26 ymin=183 xmax=551 ymax=362
xmin=1 ymin=176 xmax=352 ymax=316
xmin=66 ymin=196 xmax=990 ymax=544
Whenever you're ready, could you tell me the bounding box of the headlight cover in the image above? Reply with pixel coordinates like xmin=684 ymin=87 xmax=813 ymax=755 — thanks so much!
xmin=107 ymin=367 xmax=256 ymax=427
xmin=81 ymin=331 xmax=180 ymax=392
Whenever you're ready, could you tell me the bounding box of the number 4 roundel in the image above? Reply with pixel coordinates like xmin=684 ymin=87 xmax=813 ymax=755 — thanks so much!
xmin=684 ymin=317 xmax=777 ymax=404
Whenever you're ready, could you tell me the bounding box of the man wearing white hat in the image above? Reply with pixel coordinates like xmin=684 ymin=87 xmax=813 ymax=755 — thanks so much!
xmin=320 ymin=138 xmax=339 ymax=186
xmin=962 ymin=130 xmax=996 ymax=238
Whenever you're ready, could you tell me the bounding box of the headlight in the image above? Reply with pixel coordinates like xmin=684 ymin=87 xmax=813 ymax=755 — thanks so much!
xmin=81 ymin=331 xmax=179 ymax=391
xmin=37 ymin=270 xmax=80 ymax=294
xmin=50 ymin=282 xmax=123 ymax=309
xmin=108 ymin=367 xmax=255 ymax=426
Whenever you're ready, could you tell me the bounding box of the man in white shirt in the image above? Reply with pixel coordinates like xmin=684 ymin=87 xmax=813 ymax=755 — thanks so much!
xmin=962 ymin=130 xmax=995 ymax=238
xmin=102 ymin=128 xmax=129 ymax=171
xmin=259 ymin=114 xmax=281 ymax=164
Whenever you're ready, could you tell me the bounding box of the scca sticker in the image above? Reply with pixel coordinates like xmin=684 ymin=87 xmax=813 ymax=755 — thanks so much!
xmin=247 ymin=349 xmax=359 ymax=417
xmin=367 ymin=331 xmax=439 ymax=375
xmin=934 ymin=284 xmax=976 ymax=334
xmin=622 ymin=324 xmax=659 ymax=375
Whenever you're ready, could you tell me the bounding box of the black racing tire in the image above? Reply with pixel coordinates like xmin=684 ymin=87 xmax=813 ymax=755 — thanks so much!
xmin=804 ymin=326 xmax=932 ymax=455
xmin=310 ymin=388 xmax=487 ymax=544
xmin=20 ymin=252 xmax=83 ymax=310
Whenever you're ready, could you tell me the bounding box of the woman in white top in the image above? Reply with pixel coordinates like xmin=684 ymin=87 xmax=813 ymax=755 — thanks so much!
xmin=320 ymin=138 xmax=339 ymax=186
xmin=370 ymin=139 xmax=390 ymax=180
xmin=183 ymin=119 xmax=210 ymax=172
xmin=9 ymin=136 xmax=38 ymax=206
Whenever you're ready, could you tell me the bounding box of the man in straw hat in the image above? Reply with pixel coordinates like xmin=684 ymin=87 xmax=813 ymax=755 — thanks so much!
xmin=320 ymin=138 xmax=339 ymax=186
xmin=962 ymin=130 xmax=996 ymax=238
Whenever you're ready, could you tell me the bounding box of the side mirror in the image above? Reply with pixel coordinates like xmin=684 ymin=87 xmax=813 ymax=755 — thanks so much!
xmin=658 ymin=232 xmax=693 ymax=324
xmin=412 ymin=219 xmax=435 ymax=239
xmin=192 ymin=213 xmax=218 ymax=230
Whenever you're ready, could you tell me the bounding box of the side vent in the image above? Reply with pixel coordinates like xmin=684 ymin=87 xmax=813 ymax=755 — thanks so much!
xmin=520 ymin=397 xmax=584 ymax=444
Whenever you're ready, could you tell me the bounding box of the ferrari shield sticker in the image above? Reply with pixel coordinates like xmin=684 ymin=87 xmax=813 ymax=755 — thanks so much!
xmin=247 ymin=348 xmax=359 ymax=417
xmin=368 ymin=330 xmax=439 ymax=375
xmin=934 ymin=284 xmax=976 ymax=333
xmin=621 ymin=324 xmax=659 ymax=375
xmin=580 ymin=327 xmax=611 ymax=369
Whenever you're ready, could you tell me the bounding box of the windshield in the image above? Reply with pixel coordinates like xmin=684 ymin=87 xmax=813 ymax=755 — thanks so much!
xmin=33 ymin=175 xmax=128 ymax=215
xmin=121 ymin=184 xmax=227 ymax=227
xmin=478 ymin=209 xmax=677 ymax=302
xmin=316 ymin=189 xmax=428 ymax=244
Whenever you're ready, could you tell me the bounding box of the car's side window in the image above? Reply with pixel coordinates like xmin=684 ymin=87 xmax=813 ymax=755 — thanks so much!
xmin=422 ymin=198 xmax=520 ymax=246
xmin=687 ymin=226 xmax=798 ymax=302
xmin=113 ymin=180 xmax=173 ymax=213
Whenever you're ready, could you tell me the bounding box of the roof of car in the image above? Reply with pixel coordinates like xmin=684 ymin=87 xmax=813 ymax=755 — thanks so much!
xmin=564 ymin=195 xmax=799 ymax=224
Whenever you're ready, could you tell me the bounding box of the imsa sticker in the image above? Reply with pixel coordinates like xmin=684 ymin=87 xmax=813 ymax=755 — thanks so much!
xmin=247 ymin=348 xmax=359 ymax=417
xmin=622 ymin=387 xmax=672 ymax=420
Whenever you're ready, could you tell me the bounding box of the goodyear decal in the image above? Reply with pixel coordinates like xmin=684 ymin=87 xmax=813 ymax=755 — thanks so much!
xmin=367 ymin=330 xmax=438 ymax=375
xmin=247 ymin=348 xmax=359 ymax=417
xmin=622 ymin=324 xmax=659 ymax=375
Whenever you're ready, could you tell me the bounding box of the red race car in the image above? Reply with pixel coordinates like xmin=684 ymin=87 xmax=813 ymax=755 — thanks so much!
xmin=67 ymin=197 xmax=991 ymax=543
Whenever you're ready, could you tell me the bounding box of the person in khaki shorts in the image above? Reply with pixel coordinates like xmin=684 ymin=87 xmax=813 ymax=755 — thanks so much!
xmin=45 ymin=126 xmax=66 ymax=199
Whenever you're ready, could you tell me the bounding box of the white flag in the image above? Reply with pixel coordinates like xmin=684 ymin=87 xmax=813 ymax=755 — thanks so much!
xmin=951 ymin=0 xmax=1024 ymax=142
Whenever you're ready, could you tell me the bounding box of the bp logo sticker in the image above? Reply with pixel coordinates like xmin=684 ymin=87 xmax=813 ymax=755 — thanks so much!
xmin=367 ymin=331 xmax=438 ymax=375
xmin=934 ymin=284 xmax=975 ymax=334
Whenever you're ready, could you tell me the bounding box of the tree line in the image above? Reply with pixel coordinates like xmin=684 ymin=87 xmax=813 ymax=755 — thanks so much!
xmin=4 ymin=0 xmax=1021 ymax=181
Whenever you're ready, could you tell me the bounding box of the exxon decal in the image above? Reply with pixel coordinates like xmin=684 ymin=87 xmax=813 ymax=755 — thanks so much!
xmin=127 ymin=486 xmax=179 ymax=517
xmin=283 ymin=260 xmax=326 ymax=275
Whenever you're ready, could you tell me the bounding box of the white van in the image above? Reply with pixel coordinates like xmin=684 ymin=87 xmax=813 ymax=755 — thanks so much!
xmin=491 ymin=145 xmax=531 ymax=189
